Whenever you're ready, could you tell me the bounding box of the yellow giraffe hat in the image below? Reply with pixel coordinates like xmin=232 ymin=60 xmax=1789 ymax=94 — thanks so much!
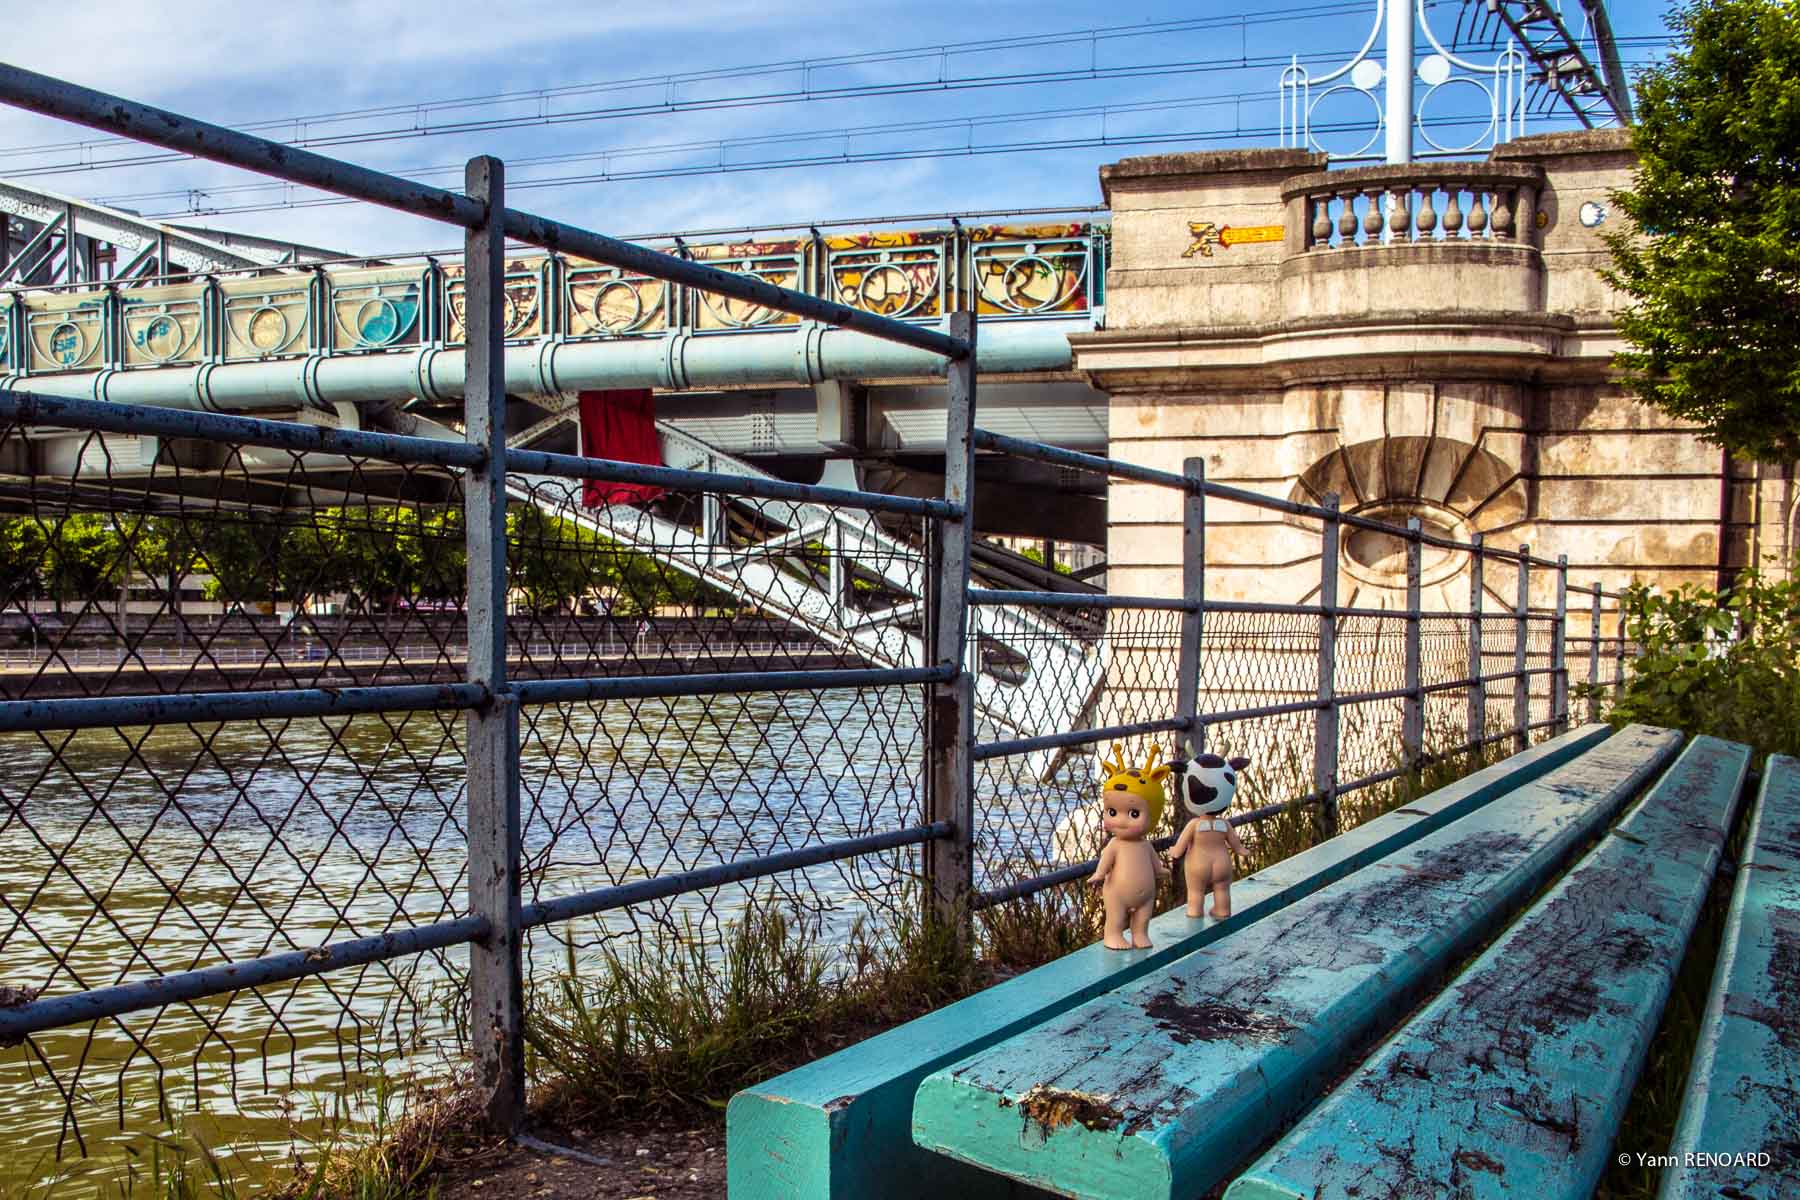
xmin=1099 ymin=742 xmax=1170 ymax=828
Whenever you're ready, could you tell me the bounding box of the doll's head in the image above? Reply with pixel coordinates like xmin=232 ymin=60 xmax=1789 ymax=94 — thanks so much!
xmin=1168 ymin=739 xmax=1250 ymax=818
xmin=1098 ymin=742 xmax=1169 ymax=841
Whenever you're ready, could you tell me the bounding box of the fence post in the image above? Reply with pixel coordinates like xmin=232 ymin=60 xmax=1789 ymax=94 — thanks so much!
xmin=1614 ymin=595 xmax=1626 ymax=690
xmin=1552 ymin=554 xmax=1569 ymax=732
xmin=1402 ymin=517 xmax=1423 ymax=772
xmin=1314 ymin=495 xmax=1341 ymax=837
xmin=925 ymin=310 xmax=977 ymax=934
xmin=462 ymin=156 xmax=523 ymax=1131
xmin=1514 ymin=544 xmax=1531 ymax=753
xmin=1587 ymin=584 xmax=1602 ymax=722
xmin=1467 ymin=534 xmax=1486 ymax=756
xmin=1176 ymin=457 xmax=1205 ymax=754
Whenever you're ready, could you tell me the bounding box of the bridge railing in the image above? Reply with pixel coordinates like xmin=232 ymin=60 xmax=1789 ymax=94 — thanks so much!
xmin=1283 ymin=161 xmax=1544 ymax=252
xmin=964 ymin=428 xmax=1637 ymax=907
xmin=0 ymin=219 xmax=1106 ymax=379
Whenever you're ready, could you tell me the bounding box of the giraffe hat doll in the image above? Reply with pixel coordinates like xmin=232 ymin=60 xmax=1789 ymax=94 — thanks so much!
xmin=1087 ymin=743 xmax=1171 ymax=950
xmin=1168 ymin=740 xmax=1250 ymax=918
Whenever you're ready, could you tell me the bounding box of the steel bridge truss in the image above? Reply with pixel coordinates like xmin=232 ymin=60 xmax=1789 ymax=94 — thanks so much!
xmin=509 ymin=417 xmax=1103 ymax=752
xmin=0 ymin=178 xmax=335 ymax=288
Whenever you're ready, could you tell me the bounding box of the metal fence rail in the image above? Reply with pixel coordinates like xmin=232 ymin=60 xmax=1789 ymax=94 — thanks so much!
xmin=0 ymin=63 xmax=1639 ymax=1172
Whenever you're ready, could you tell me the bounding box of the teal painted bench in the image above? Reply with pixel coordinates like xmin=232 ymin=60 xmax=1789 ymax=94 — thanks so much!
xmin=908 ymin=724 xmax=1683 ymax=1200
xmin=725 ymin=722 xmax=1620 ymax=1199
xmin=1658 ymin=753 xmax=1800 ymax=1200
xmin=1224 ymin=734 xmax=1751 ymax=1200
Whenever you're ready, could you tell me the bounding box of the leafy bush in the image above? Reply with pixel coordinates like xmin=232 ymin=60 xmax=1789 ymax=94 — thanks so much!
xmin=1599 ymin=566 xmax=1800 ymax=760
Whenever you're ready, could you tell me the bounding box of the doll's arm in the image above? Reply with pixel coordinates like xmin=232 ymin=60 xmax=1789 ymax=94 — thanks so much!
xmin=1170 ymin=821 xmax=1194 ymax=859
xmin=1227 ymin=826 xmax=1248 ymax=855
xmin=1088 ymin=841 xmax=1115 ymax=886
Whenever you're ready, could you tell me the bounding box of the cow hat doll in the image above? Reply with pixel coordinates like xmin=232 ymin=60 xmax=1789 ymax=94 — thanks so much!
xmin=1168 ymin=742 xmax=1251 ymax=918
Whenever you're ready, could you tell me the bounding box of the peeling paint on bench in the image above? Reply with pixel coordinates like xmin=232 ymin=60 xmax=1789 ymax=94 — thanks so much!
xmin=1226 ymin=734 xmax=1750 ymax=1200
xmin=1659 ymin=753 xmax=1800 ymax=1200
xmin=908 ymin=724 xmax=1683 ymax=1200
xmin=725 ymin=724 xmax=1620 ymax=1199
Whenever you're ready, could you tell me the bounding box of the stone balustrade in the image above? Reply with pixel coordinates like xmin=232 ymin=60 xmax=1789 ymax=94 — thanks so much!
xmin=1283 ymin=162 xmax=1546 ymax=252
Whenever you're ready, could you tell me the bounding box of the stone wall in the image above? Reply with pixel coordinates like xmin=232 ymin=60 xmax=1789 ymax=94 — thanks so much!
xmin=1075 ymin=131 xmax=1797 ymax=644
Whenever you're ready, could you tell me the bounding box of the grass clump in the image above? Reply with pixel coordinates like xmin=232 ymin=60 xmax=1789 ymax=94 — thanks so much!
xmin=526 ymin=899 xmax=830 ymax=1117
xmin=275 ymin=1081 xmax=467 ymax=1200
xmin=526 ymin=890 xmax=980 ymax=1122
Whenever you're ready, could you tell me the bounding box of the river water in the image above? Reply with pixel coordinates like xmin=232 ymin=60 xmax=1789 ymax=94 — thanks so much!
xmin=0 ymin=690 xmax=969 ymax=1193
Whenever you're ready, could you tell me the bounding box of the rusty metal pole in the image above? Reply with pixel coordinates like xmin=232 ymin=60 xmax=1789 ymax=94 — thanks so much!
xmin=463 ymin=156 xmax=524 ymax=1131
xmin=1176 ymin=457 xmax=1206 ymax=755
xmin=1468 ymin=534 xmax=1486 ymax=755
xmin=1588 ymin=584 xmax=1603 ymax=722
xmin=1315 ymin=496 xmax=1341 ymax=837
xmin=925 ymin=310 xmax=977 ymax=934
xmin=1552 ymin=554 xmax=1569 ymax=733
xmin=1614 ymin=590 xmax=1627 ymax=691
xmin=1514 ymin=545 xmax=1531 ymax=754
xmin=1403 ymin=517 xmax=1423 ymax=772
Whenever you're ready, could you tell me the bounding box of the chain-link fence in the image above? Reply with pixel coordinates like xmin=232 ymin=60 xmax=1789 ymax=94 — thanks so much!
xmin=965 ymin=429 xmax=1639 ymax=906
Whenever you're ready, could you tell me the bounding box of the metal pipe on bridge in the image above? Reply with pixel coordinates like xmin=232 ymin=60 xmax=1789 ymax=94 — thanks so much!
xmin=4 ymin=323 xmax=1074 ymax=412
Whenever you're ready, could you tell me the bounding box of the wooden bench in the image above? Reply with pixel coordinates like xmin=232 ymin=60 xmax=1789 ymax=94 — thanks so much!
xmin=725 ymin=722 xmax=1621 ymax=1199
xmin=1657 ymin=753 xmax=1800 ymax=1200
xmin=1223 ymin=734 xmax=1750 ymax=1200
xmin=908 ymin=724 xmax=1684 ymax=1200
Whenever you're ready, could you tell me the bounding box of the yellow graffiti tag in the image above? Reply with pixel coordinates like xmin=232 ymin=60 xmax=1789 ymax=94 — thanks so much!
xmin=1183 ymin=221 xmax=1285 ymax=257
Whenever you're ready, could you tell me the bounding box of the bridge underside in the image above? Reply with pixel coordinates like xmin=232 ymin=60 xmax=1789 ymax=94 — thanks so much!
xmin=0 ymin=381 xmax=1109 ymax=546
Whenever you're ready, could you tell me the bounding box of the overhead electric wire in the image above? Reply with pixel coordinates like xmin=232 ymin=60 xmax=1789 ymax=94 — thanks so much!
xmin=0 ymin=0 xmax=1375 ymax=180
xmin=118 ymin=109 xmax=1522 ymax=222
xmin=103 ymin=36 xmax=1672 ymax=226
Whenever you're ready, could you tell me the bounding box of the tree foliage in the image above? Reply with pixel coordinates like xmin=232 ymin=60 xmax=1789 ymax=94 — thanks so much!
xmin=0 ymin=504 xmax=723 ymax=616
xmin=1604 ymin=0 xmax=1800 ymax=460
xmin=1598 ymin=566 xmax=1800 ymax=762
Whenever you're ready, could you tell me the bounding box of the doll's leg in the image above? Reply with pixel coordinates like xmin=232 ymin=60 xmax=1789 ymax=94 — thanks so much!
xmin=1190 ymin=860 xmax=1215 ymax=919
xmin=1129 ymin=903 xmax=1153 ymax=949
xmin=1210 ymin=849 xmax=1233 ymax=918
xmin=1102 ymin=897 xmax=1131 ymax=950
xmin=1183 ymin=858 xmax=1207 ymax=918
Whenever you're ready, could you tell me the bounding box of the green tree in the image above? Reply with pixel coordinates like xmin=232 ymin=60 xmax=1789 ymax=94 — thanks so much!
xmin=509 ymin=505 xmax=614 ymax=614
xmin=191 ymin=517 xmax=282 ymax=606
xmin=35 ymin=513 xmax=122 ymax=612
xmin=0 ymin=517 xmax=45 ymax=605
xmin=1600 ymin=566 xmax=1800 ymax=761
xmin=1604 ymin=0 xmax=1800 ymax=459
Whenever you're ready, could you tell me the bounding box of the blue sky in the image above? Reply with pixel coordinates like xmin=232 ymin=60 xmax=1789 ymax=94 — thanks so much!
xmin=0 ymin=0 xmax=1675 ymax=256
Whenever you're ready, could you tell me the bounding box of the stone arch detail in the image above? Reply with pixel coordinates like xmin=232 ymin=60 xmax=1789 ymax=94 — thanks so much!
xmin=1289 ymin=435 xmax=1526 ymax=609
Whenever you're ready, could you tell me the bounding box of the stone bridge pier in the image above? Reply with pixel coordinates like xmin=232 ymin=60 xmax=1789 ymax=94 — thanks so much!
xmin=1078 ymin=131 xmax=1796 ymax=641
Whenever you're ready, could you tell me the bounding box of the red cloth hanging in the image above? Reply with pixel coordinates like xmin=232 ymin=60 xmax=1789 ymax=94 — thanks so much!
xmin=578 ymin=389 xmax=665 ymax=507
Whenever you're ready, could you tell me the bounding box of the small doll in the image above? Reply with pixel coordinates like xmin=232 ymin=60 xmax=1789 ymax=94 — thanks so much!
xmin=1087 ymin=743 xmax=1171 ymax=950
xmin=1169 ymin=743 xmax=1251 ymax=919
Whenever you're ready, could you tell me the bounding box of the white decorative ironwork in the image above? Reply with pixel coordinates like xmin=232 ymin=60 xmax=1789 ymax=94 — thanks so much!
xmin=1280 ymin=0 xmax=1625 ymax=164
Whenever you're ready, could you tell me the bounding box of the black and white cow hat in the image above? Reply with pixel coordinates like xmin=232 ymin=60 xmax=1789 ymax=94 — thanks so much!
xmin=1169 ymin=738 xmax=1250 ymax=817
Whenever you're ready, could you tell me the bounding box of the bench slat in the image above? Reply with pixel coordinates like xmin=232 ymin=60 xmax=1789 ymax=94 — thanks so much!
xmin=909 ymin=725 xmax=1683 ymax=1200
xmin=1658 ymin=753 xmax=1800 ymax=1200
xmin=1226 ymin=734 xmax=1750 ymax=1200
xmin=726 ymin=724 xmax=1621 ymax=1199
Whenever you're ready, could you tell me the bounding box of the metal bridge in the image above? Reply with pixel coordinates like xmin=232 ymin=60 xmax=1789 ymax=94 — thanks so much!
xmin=0 ymin=179 xmax=1111 ymax=748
